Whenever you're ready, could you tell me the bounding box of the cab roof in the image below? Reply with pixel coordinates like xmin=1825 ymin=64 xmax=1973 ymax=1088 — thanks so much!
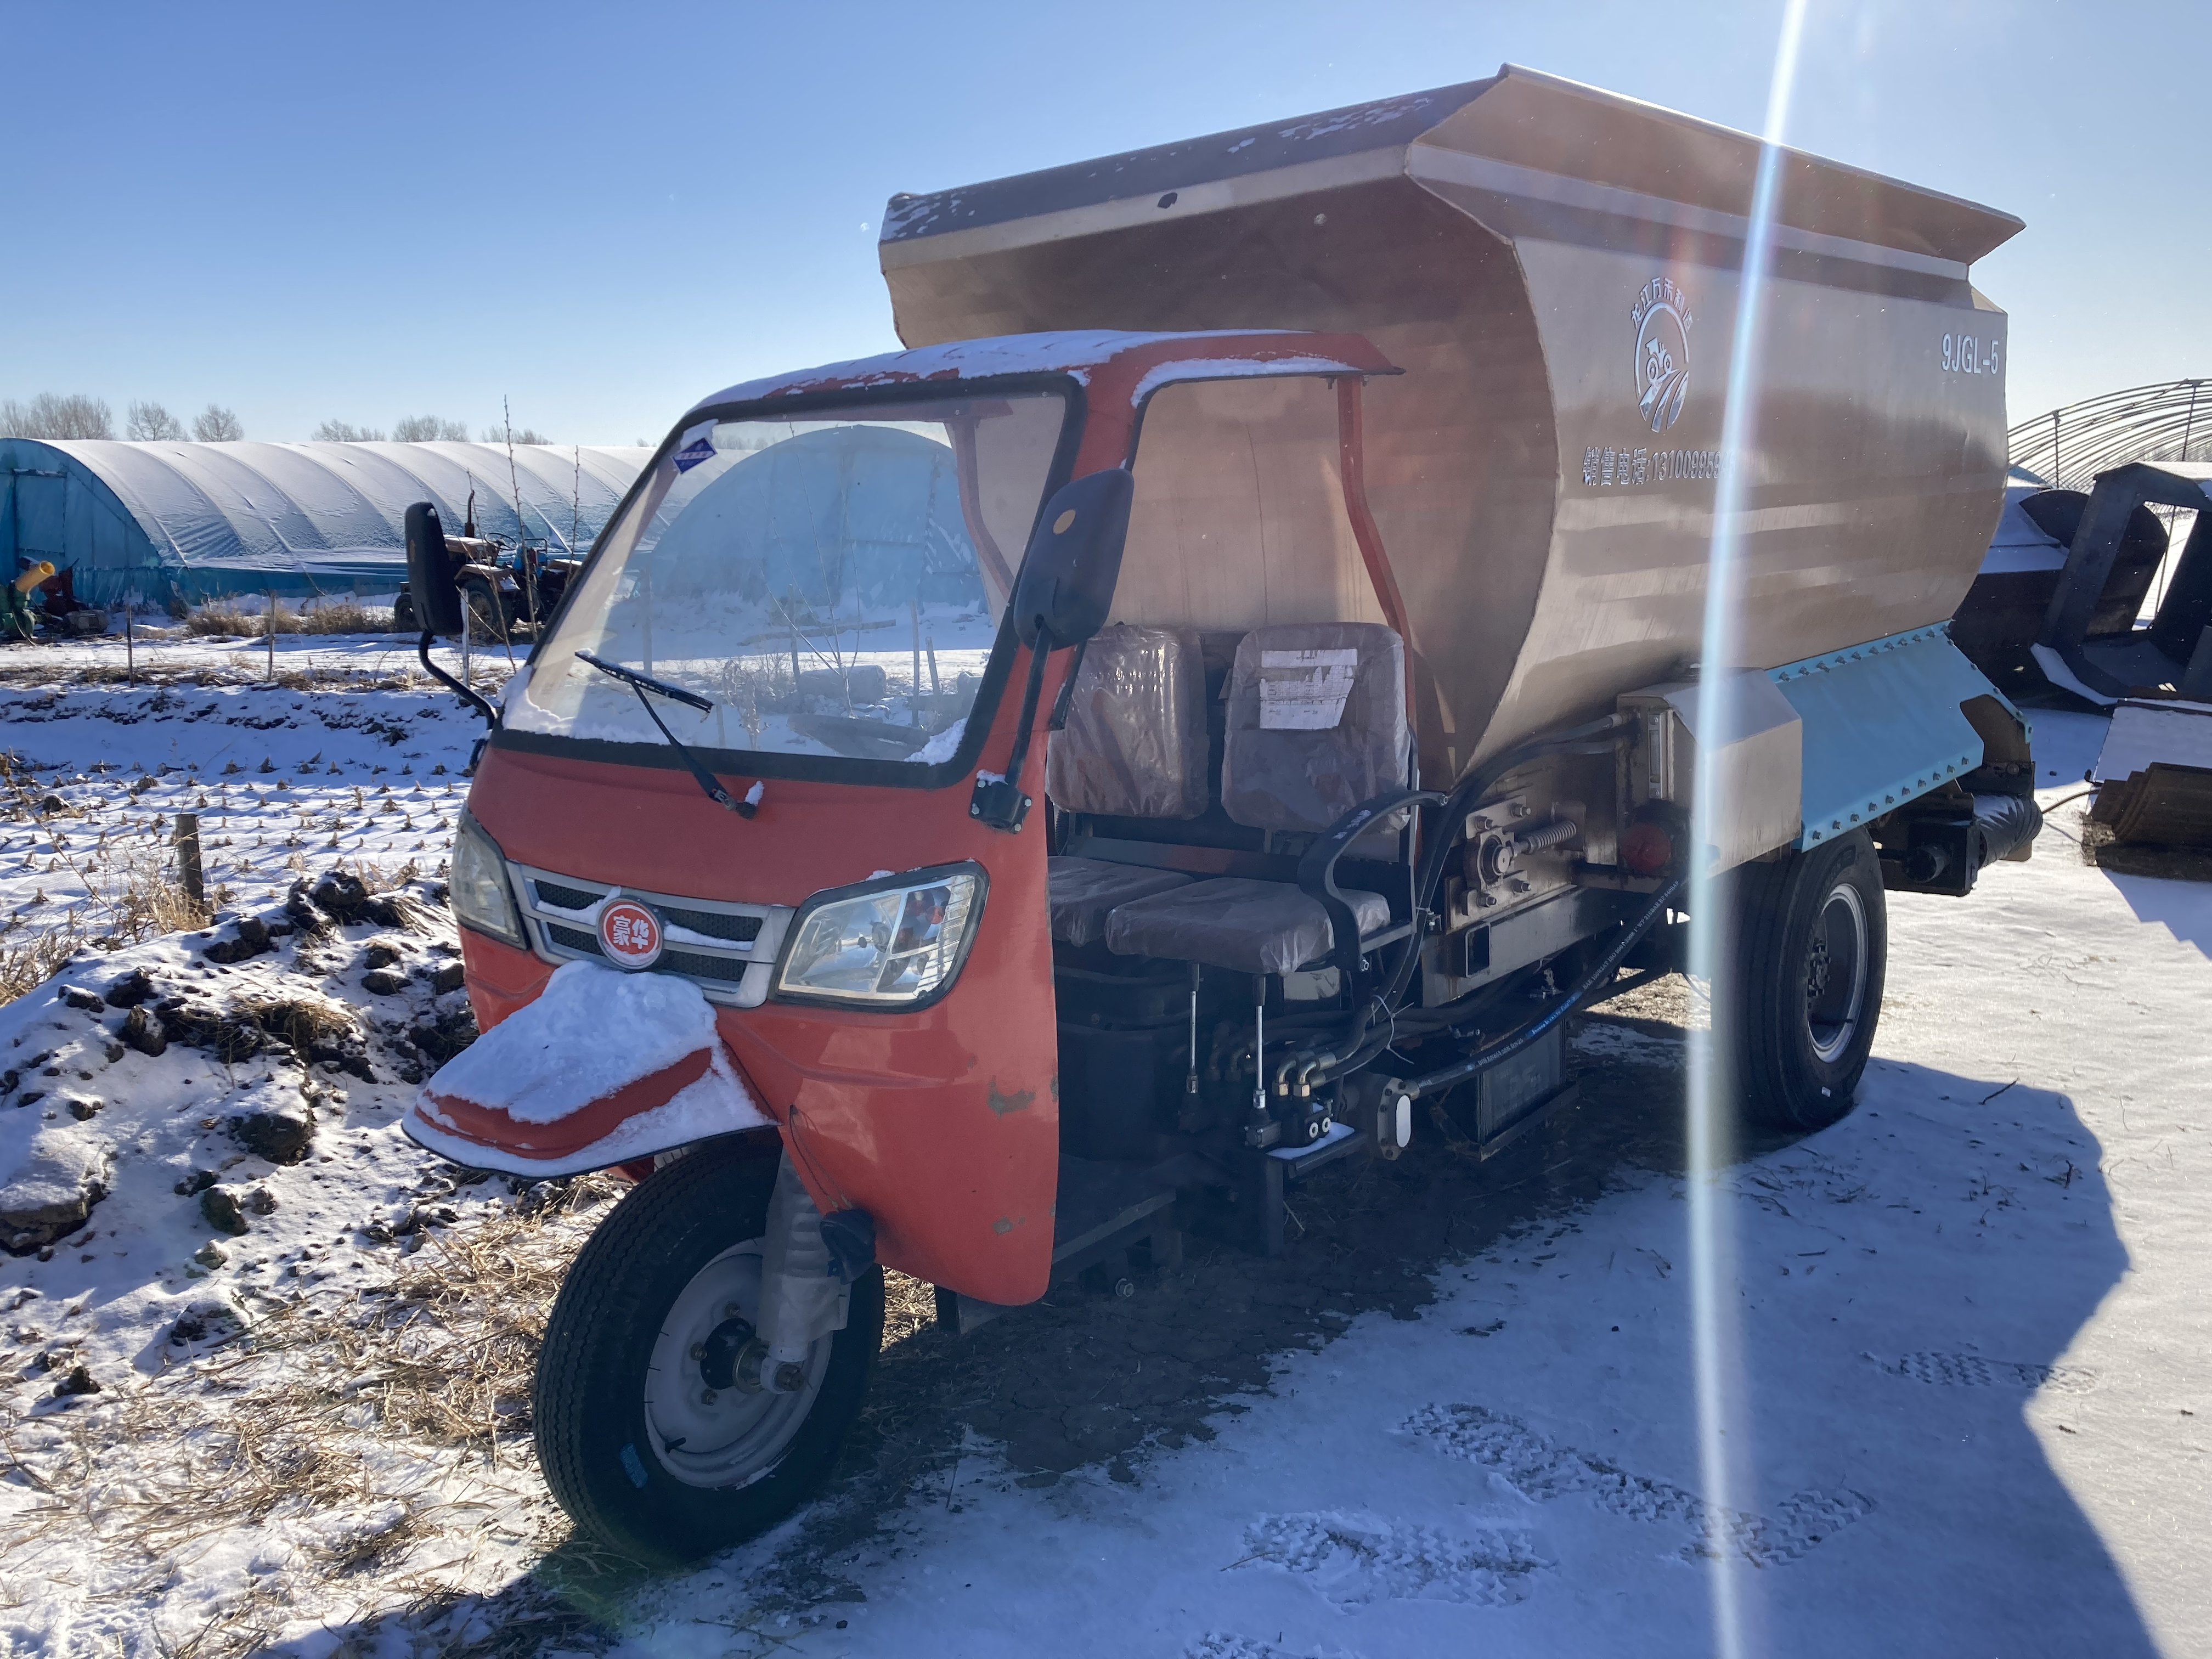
xmin=686 ymin=329 xmax=1396 ymax=417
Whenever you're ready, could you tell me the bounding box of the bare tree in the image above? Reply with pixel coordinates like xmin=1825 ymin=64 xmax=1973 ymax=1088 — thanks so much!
xmin=192 ymin=404 xmax=244 ymax=442
xmin=126 ymin=400 xmax=188 ymax=441
xmin=481 ymin=425 xmax=552 ymax=444
xmin=313 ymin=420 xmax=385 ymax=442
xmin=392 ymin=415 xmax=469 ymax=442
xmin=0 ymin=392 xmax=115 ymax=439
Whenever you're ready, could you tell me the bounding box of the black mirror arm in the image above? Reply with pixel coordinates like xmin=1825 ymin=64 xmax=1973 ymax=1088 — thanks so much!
xmin=417 ymin=630 xmax=501 ymax=730
xmin=970 ymin=625 xmax=1056 ymax=832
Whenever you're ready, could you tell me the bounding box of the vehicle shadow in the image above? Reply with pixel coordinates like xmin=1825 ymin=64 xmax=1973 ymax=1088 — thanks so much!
xmin=2104 ymin=866 xmax=2212 ymax=961
xmin=276 ymin=996 xmax=2153 ymax=1656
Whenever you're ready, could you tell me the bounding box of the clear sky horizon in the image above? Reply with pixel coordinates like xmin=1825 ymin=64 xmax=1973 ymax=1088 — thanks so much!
xmin=3 ymin=0 xmax=2200 ymax=449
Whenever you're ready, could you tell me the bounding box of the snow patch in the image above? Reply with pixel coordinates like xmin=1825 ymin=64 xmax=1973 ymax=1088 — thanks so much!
xmin=1242 ymin=1510 xmax=1547 ymax=1607
xmin=912 ymin=716 xmax=967 ymax=765
xmin=407 ymin=1054 xmax=770 ymax=1179
xmin=415 ymin=959 xmax=744 ymax=1127
xmin=1401 ymin=1403 xmax=1874 ymax=1566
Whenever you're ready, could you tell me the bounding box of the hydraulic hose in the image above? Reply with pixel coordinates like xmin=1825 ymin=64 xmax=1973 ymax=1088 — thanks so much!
xmin=1391 ymin=874 xmax=1683 ymax=1099
xmin=1324 ymin=712 xmax=1637 ymax=1069
xmin=1971 ymin=792 xmax=2042 ymax=866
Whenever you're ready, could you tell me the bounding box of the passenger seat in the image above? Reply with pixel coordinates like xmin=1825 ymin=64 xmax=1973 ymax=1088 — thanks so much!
xmin=1043 ymin=624 xmax=1209 ymax=946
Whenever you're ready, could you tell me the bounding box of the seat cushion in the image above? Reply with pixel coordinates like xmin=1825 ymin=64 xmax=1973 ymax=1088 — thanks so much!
xmin=1103 ymin=877 xmax=1391 ymax=977
xmin=1045 ymin=624 xmax=1210 ymax=819
xmin=1220 ymin=622 xmax=1412 ymax=834
xmin=1047 ymin=856 xmax=1194 ymax=948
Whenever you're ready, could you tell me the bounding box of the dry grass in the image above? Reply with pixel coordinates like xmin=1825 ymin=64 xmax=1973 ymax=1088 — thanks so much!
xmin=183 ymin=599 xmax=396 ymax=638
xmin=881 ymin=1269 xmax=941 ymax=1348
xmin=0 ymin=1161 xmax=958 ymax=1654
xmin=245 ymin=1177 xmax=623 ymax=1451
xmin=1 ymin=753 xmax=212 ymax=995
xmin=0 ymin=1177 xmax=628 ymax=1658
xmin=225 ymin=986 xmax=362 ymax=1056
xmin=0 ymin=924 xmax=81 ymax=1006
xmin=0 ymin=658 xmax=515 ymax=696
xmin=82 ymin=847 xmax=216 ymax=945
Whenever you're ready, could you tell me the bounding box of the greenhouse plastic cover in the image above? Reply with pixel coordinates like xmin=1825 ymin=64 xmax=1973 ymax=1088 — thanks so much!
xmin=35 ymin=439 xmax=650 ymax=598
xmin=1046 ymin=624 xmax=1210 ymax=818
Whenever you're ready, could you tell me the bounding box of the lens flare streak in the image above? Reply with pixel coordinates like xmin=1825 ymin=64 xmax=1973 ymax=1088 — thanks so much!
xmin=1688 ymin=3 xmax=1812 ymax=1655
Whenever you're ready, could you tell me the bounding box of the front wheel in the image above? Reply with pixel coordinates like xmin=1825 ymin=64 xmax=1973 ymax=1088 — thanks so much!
xmin=1716 ymin=830 xmax=1887 ymax=1132
xmin=532 ymin=1140 xmax=883 ymax=1565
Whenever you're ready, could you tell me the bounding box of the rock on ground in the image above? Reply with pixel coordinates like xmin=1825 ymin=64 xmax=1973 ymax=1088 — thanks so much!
xmin=0 ymin=1126 xmax=114 ymax=1254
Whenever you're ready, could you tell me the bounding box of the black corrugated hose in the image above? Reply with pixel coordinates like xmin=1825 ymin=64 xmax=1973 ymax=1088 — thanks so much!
xmin=1309 ymin=712 xmax=1639 ymax=1083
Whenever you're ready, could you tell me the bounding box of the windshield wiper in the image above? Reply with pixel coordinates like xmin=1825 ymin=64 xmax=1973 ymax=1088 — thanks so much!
xmin=577 ymin=650 xmax=760 ymax=819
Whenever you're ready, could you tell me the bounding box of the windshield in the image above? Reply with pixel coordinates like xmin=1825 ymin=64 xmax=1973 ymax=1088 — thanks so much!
xmin=508 ymin=391 xmax=1069 ymax=769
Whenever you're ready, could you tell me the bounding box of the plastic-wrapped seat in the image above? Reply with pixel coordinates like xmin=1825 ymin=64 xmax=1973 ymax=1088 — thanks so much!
xmin=1104 ymin=877 xmax=1390 ymax=977
xmin=1047 ymin=857 xmax=1193 ymax=948
xmin=1046 ymin=624 xmax=1209 ymax=819
xmin=1220 ymin=622 xmax=1411 ymax=833
xmin=1097 ymin=623 xmax=1410 ymax=978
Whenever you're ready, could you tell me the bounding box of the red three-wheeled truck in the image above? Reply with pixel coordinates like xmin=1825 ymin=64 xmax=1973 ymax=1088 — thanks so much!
xmin=402 ymin=69 xmax=2039 ymax=1562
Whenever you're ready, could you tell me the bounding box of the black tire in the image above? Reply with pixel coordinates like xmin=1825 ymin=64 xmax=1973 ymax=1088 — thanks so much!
xmin=392 ymin=588 xmax=417 ymax=632
xmin=1715 ymin=830 xmax=1887 ymax=1131
xmin=532 ymin=1141 xmax=883 ymax=1566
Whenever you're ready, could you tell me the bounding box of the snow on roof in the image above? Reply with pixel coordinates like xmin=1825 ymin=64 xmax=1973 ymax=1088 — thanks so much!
xmin=686 ymin=330 xmax=1385 ymax=414
xmin=29 ymin=439 xmax=651 ymax=581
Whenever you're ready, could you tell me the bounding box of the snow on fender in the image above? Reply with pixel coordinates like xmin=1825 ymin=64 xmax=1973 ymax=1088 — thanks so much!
xmin=403 ymin=960 xmax=773 ymax=1178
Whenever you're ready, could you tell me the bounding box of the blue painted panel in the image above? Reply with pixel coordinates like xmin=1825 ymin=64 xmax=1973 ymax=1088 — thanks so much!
xmin=1769 ymin=624 xmax=2021 ymax=848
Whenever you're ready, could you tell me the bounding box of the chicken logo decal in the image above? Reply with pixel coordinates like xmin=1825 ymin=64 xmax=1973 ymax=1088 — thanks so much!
xmin=1632 ymin=276 xmax=1693 ymax=433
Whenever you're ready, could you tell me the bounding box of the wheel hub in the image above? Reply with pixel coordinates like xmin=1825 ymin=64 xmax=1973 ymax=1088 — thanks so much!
xmin=696 ymin=1314 xmax=755 ymax=1392
xmin=641 ymin=1243 xmax=834 ymax=1490
xmin=1802 ymin=882 xmax=1869 ymax=1066
xmin=1804 ymin=935 xmax=1832 ymax=1000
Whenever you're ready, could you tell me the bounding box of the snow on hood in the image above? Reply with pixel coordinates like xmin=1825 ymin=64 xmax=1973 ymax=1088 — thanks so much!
xmin=411 ymin=959 xmax=749 ymax=1127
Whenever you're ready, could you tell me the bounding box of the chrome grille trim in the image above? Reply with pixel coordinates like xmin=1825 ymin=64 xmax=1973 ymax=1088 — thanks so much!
xmin=507 ymin=861 xmax=794 ymax=1008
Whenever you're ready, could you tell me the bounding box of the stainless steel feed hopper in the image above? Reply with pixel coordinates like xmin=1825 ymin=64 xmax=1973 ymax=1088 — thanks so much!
xmin=881 ymin=65 xmax=2025 ymax=785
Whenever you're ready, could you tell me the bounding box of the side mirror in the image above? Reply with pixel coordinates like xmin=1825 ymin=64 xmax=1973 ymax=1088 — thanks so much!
xmin=404 ymin=502 xmax=466 ymax=635
xmin=1009 ymin=469 xmax=1133 ymax=648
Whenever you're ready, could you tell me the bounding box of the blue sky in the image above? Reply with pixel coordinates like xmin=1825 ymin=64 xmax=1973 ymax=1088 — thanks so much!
xmin=3 ymin=0 xmax=2199 ymax=446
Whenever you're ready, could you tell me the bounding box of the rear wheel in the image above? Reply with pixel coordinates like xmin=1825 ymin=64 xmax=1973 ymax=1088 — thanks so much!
xmin=1716 ymin=831 xmax=1886 ymax=1131
xmin=532 ymin=1140 xmax=883 ymax=1565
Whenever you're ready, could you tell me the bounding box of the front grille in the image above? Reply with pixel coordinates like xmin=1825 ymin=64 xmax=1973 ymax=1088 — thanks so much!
xmin=658 ymin=947 xmax=749 ymax=983
xmin=547 ymin=923 xmax=604 ymax=957
xmin=661 ymin=907 xmax=761 ymax=944
xmin=544 ymin=924 xmax=750 ymax=983
xmin=517 ymin=861 xmax=792 ymax=1008
xmin=535 ymin=878 xmax=603 ymax=913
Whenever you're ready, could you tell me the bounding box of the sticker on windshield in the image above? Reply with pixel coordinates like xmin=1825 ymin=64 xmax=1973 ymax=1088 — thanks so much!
xmin=1259 ymin=648 xmax=1359 ymax=730
xmin=673 ymin=436 xmax=716 ymax=473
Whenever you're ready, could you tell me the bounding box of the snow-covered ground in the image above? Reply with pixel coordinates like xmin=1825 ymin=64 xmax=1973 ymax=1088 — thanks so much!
xmin=1 ymin=636 xmax=494 ymax=977
xmin=1 ymin=657 xmax=2207 ymax=1658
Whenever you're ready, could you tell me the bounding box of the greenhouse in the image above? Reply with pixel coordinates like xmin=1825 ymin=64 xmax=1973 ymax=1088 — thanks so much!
xmin=0 ymin=438 xmax=651 ymax=607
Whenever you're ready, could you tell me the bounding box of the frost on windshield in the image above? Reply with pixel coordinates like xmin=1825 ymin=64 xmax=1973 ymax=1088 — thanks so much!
xmin=508 ymin=394 xmax=1064 ymax=764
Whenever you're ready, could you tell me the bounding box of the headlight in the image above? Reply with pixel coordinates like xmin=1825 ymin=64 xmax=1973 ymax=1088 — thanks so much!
xmin=450 ymin=810 xmax=526 ymax=948
xmin=773 ymin=864 xmax=986 ymax=1009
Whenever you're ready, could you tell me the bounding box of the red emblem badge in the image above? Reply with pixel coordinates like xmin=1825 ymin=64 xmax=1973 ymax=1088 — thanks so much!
xmin=597 ymin=897 xmax=664 ymax=970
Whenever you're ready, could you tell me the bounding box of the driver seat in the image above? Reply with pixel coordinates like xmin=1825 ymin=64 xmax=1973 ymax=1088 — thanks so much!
xmin=1101 ymin=622 xmax=1410 ymax=977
